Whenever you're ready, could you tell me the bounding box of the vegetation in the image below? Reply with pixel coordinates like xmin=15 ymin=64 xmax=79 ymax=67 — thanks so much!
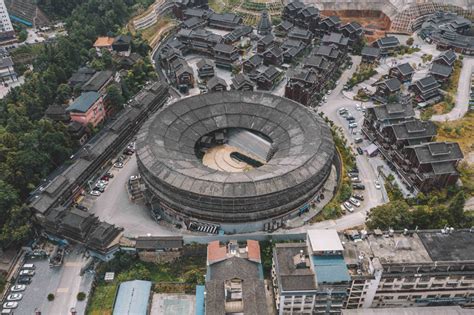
xmin=393 ymin=45 xmax=420 ymax=57
xmin=87 ymin=251 xmax=206 ymax=314
xmin=0 ymin=0 xmax=155 ymax=249
xmin=406 ymin=37 xmax=414 ymax=46
xmin=77 ymin=291 xmax=86 ymax=301
xmin=47 ymin=293 xmax=55 ymax=301
xmin=366 ymin=177 xmax=474 ymax=230
xmin=311 ymin=121 xmax=355 ymax=222
xmin=346 ymin=64 xmax=377 ymax=89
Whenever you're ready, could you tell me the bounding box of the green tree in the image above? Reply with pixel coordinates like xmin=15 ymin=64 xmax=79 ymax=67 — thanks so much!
xmin=366 ymin=200 xmax=412 ymax=230
xmin=106 ymin=85 xmax=125 ymax=111
xmin=406 ymin=37 xmax=414 ymax=46
xmin=18 ymin=29 xmax=28 ymax=42
xmin=447 ymin=191 xmax=466 ymax=227
xmin=55 ymin=83 xmax=72 ymax=104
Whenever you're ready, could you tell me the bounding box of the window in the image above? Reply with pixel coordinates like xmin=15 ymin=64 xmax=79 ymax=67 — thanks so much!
xmin=432 ymin=284 xmax=444 ymax=288
xmin=440 ymin=294 xmax=451 ymax=298
xmin=402 ymin=285 xmax=414 ymax=289
xmin=412 ymin=295 xmax=422 ymax=299
xmin=398 ymin=296 xmax=408 ymax=300
xmin=384 ymin=278 xmax=395 ymax=283
xmin=427 ymin=295 xmax=437 ymax=298
xmin=417 ymin=284 xmax=428 ymax=289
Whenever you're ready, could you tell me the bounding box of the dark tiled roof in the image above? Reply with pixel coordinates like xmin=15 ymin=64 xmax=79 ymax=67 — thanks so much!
xmin=66 ymin=92 xmax=101 ymax=113
xmin=304 ymin=55 xmax=329 ymax=70
xmin=182 ymin=16 xmax=204 ymax=28
xmin=209 ymin=12 xmax=241 ymax=23
xmin=372 ymin=103 xmax=415 ymax=121
xmin=415 ymin=75 xmax=440 ymax=91
xmin=207 ymin=76 xmax=228 ymax=89
xmin=81 ymin=70 xmax=114 ymax=92
xmin=430 ymin=63 xmax=453 ymax=77
xmin=0 ymin=56 xmax=13 ymax=68
xmin=197 ymin=58 xmax=214 ymax=69
xmin=314 ymin=45 xmax=340 ymax=59
xmin=410 ymin=142 xmax=463 ymax=164
xmin=434 ymin=50 xmax=456 ymax=66
xmin=245 ymin=54 xmax=262 ymax=67
xmin=289 ymin=27 xmax=312 ymax=39
xmin=396 ymin=63 xmax=415 ymax=76
xmin=361 ymin=46 xmax=380 ymax=58
xmin=135 ymin=236 xmax=183 ymax=249
xmin=258 ymin=34 xmax=274 ymax=45
xmin=379 ymin=77 xmax=402 ymax=91
xmin=232 ymin=73 xmax=254 ymax=88
xmin=265 ymin=46 xmax=283 ymax=57
xmin=322 ymin=32 xmax=349 ymax=46
xmin=213 ymin=43 xmax=236 ymax=53
xmin=278 ymin=20 xmax=293 ymax=31
xmin=391 ymin=120 xmax=437 ymax=140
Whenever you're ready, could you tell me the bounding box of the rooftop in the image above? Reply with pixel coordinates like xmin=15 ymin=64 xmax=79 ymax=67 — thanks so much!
xmin=113 ymin=280 xmax=152 ymax=315
xmin=94 ymin=36 xmax=114 ymax=47
xmin=66 ymin=92 xmax=101 ymax=113
xmin=312 ymin=255 xmax=351 ymax=284
xmin=308 ymin=229 xmax=343 ymax=252
xmin=419 ymin=230 xmax=474 ymax=261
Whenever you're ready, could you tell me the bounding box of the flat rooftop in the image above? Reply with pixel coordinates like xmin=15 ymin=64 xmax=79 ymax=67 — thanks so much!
xmin=308 ymin=229 xmax=344 ymax=252
xmin=418 ymin=230 xmax=474 ymax=262
xmin=342 ymin=305 xmax=472 ymax=315
xmin=366 ymin=233 xmax=432 ymax=264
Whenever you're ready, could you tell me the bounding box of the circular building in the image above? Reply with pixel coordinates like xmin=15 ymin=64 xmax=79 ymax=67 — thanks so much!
xmin=136 ymin=91 xmax=335 ymax=231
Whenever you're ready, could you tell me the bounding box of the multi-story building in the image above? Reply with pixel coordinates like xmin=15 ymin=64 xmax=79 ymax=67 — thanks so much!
xmin=206 ymin=75 xmax=227 ymax=92
xmin=339 ymin=22 xmax=363 ymax=45
xmin=317 ymin=16 xmax=341 ymax=35
xmin=361 ymin=47 xmax=381 ymax=64
xmin=0 ymin=56 xmax=16 ymax=83
xmin=257 ymin=10 xmax=272 ymax=36
xmin=374 ymin=78 xmax=402 ymax=99
xmin=177 ymin=28 xmax=222 ymax=55
xmin=389 ymin=63 xmax=415 ymax=83
xmin=272 ymin=229 xmax=351 ymax=314
xmin=321 ymin=32 xmax=349 ymax=53
xmin=257 ymin=34 xmax=275 ymax=53
xmin=288 ymin=27 xmax=313 ymax=44
xmin=202 ymin=240 xmax=270 ymax=314
xmin=231 ymin=73 xmax=255 ymax=91
xmin=273 ymin=229 xmax=474 ymax=313
xmin=430 ymin=63 xmax=453 ymax=83
xmin=243 ymin=54 xmax=263 ymax=73
xmin=0 ymin=0 xmax=14 ymax=42
xmin=373 ymin=36 xmax=400 ymax=56
xmin=256 ymin=66 xmax=280 ymax=90
xmin=410 ymin=75 xmax=440 ymax=103
xmin=285 ymin=67 xmax=321 ymax=106
xmin=208 ymin=12 xmax=242 ymax=30
xmin=213 ymin=43 xmax=239 ymax=69
xmin=196 ymin=58 xmax=214 ymax=78
xmin=263 ymin=46 xmax=284 ymax=66
xmin=66 ymin=92 xmax=105 ymax=127
xmin=223 ymin=25 xmax=252 ymax=44
xmin=343 ymin=229 xmax=474 ymax=309
xmin=313 ymin=45 xmax=342 ymax=65
xmin=433 ymin=50 xmax=456 ymax=67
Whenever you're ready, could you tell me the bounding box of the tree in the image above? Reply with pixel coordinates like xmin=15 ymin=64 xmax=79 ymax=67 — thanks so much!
xmin=77 ymin=292 xmax=86 ymax=301
xmin=18 ymin=29 xmax=28 ymax=42
xmin=447 ymin=191 xmax=466 ymax=227
xmin=55 ymin=83 xmax=72 ymax=104
xmin=366 ymin=200 xmax=412 ymax=230
xmin=406 ymin=37 xmax=414 ymax=46
xmin=47 ymin=293 xmax=55 ymax=301
xmin=106 ymin=85 xmax=125 ymax=111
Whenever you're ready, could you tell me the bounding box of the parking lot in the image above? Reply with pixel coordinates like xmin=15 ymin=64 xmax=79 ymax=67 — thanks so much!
xmin=6 ymin=247 xmax=93 ymax=314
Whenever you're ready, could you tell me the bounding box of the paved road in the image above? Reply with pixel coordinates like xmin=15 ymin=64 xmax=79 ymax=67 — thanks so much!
xmin=88 ymin=154 xmax=179 ymax=237
xmin=432 ymin=57 xmax=474 ymax=122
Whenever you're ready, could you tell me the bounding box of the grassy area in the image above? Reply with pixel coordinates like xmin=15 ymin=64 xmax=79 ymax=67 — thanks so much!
xmin=346 ymin=64 xmax=377 ymax=89
xmin=311 ymin=125 xmax=355 ymax=223
xmin=138 ymin=16 xmax=175 ymax=44
xmin=87 ymin=252 xmax=206 ymax=315
xmin=436 ymin=111 xmax=474 ymax=157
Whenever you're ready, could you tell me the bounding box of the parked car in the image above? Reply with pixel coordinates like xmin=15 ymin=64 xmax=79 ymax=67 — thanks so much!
xmin=343 ymin=202 xmax=354 ymax=212
xmin=19 ymin=270 xmax=34 ymax=276
xmin=76 ymin=205 xmax=88 ymax=211
xmin=93 ymin=186 xmax=105 ymax=193
xmin=6 ymin=294 xmax=22 ymax=301
xmin=2 ymin=302 xmax=17 ymax=309
xmin=97 ymin=180 xmax=108 ymax=186
xmin=357 ymin=147 xmax=363 ymax=155
xmin=354 ymin=137 xmax=363 ymax=144
xmin=353 ymin=194 xmax=364 ymax=201
xmin=327 ymin=90 xmax=332 ymax=95
xmin=349 ymin=197 xmax=361 ymax=207
xmin=105 ymin=172 xmax=114 ymax=178
xmin=348 ymin=172 xmax=359 ymax=178
xmin=90 ymin=190 xmax=101 ymax=196
xmin=10 ymin=285 xmax=26 ymax=292
xmin=352 ymin=184 xmax=366 ymax=190
xmin=349 ymin=122 xmax=358 ymax=128
xmin=114 ymin=162 xmax=123 ymax=168
xmin=22 ymin=264 xmax=35 ymax=270
xmin=17 ymin=276 xmax=31 ymax=284
xmin=375 ymin=180 xmax=382 ymax=189
xmin=350 ymin=177 xmax=361 ymax=183
xmin=338 ymin=108 xmax=347 ymax=115
xmin=130 ymin=175 xmax=139 ymax=181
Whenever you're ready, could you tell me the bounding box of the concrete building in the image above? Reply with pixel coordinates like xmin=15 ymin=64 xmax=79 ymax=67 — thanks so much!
xmin=272 ymin=229 xmax=351 ymax=314
xmin=0 ymin=56 xmax=16 ymax=83
xmin=0 ymin=0 xmax=14 ymax=42
xmin=66 ymin=92 xmax=105 ymax=127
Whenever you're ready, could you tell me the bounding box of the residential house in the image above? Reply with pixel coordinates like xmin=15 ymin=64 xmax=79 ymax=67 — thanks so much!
xmin=297 ymin=6 xmax=320 ymax=31
xmin=256 ymin=66 xmax=280 ymax=90
xmin=223 ymin=25 xmax=253 ymax=44
xmin=182 ymin=8 xmax=211 ymax=20
xmin=410 ymin=75 xmax=440 ymax=102
xmin=243 ymin=54 xmax=263 ymax=73
xmin=283 ymin=46 xmax=304 ymax=64
xmin=67 ymin=121 xmax=88 ymax=145
xmin=313 ymin=45 xmax=341 ymax=64
xmin=381 ymin=120 xmax=437 ymax=149
xmin=257 ymin=34 xmax=275 ymax=53
xmin=208 ymin=12 xmax=242 ymax=30
xmin=433 ymin=50 xmax=456 ymax=67
xmin=181 ymin=16 xmax=206 ymax=29
xmin=93 ymin=37 xmax=114 ymax=55
xmin=45 ymin=104 xmax=69 ymax=123
xmin=275 ymin=20 xmax=293 ymax=37
xmin=321 ymin=32 xmax=349 ymax=52
xmin=272 ymin=230 xmax=350 ymax=314
xmin=389 ymin=62 xmax=415 ymax=83
xmin=317 ymin=16 xmax=341 ymax=35
xmin=206 ymin=75 xmax=228 ymax=92
xmin=172 ymin=59 xmax=194 ymax=87
xmin=0 ymin=56 xmax=16 ymax=83
xmin=135 ymin=236 xmax=183 ymax=263
xmin=202 ymin=240 xmax=269 ymax=315
xmin=285 ymin=67 xmax=321 ymax=106
xmin=231 ymin=73 xmax=255 ymax=91
xmin=263 ymin=46 xmax=283 ymax=66
xmin=68 ymin=67 xmax=96 ymax=88
xmin=177 ymin=28 xmax=223 ymax=55
xmin=213 ymin=43 xmax=239 ymax=69
xmin=288 ymin=27 xmax=313 ymax=44
xmin=112 ymin=35 xmax=132 ymax=56
xmin=196 ymin=58 xmax=215 ymax=78
xmin=282 ymin=0 xmax=305 ymax=22
xmin=66 ymin=92 xmax=105 ymax=127
xmin=430 ymin=63 xmax=453 ymax=83
xmin=374 ymin=77 xmax=402 ymax=99
xmin=81 ymin=70 xmax=115 ymax=95
xmin=361 ymin=46 xmax=381 ymax=64
xmin=339 ymin=22 xmax=363 ymax=45
xmin=373 ymin=36 xmax=400 ymax=56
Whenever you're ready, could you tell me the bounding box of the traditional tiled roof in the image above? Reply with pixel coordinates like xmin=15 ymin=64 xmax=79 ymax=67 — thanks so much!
xmin=430 ymin=63 xmax=453 ymax=78
xmin=409 ymin=142 xmax=463 ymax=164
xmin=361 ymin=46 xmax=381 ymax=58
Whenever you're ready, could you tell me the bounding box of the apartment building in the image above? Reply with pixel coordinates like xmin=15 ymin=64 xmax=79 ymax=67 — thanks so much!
xmin=272 ymin=230 xmax=351 ymax=314
xmin=0 ymin=0 xmax=14 ymax=42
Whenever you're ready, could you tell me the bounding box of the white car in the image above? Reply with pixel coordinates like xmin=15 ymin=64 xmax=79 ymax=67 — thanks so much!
xmin=343 ymin=202 xmax=354 ymax=212
xmin=19 ymin=270 xmax=34 ymax=276
xmin=327 ymin=90 xmax=332 ymax=95
xmin=375 ymin=180 xmax=382 ymax=190
xmin=2 ymin=302 xmax=17 ymax=309
xmin=114 ymin=162 xmax=123 ymax=168
xmin=356 ymin=104 xmax=361 ymax=111
xmin=90 ymin=190 xmax=101 ymax=196
xmin=10 ymin=285 xmax=26 ymax=292
xmin=349 ymin=122 xmax=358 ymax=128
xmin=130 ymin=175 xmax=139 ymax=181
xmin=349 ymin=197 xmax=361 ymax=207
xmin=6 ymin=294 xmax=22 ymax=301
xmin=338 ymin=108 xmax=347 ymax=115
xmin=97 ymin=180 xmax=108 ymax=186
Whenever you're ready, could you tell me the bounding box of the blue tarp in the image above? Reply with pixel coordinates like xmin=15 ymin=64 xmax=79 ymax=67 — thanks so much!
xmin=9 ymin=15 xmax=32 ymax=27
xmin=195 ymin=285 xmax=205 ymax=315
xmin=312 ymin=255 xmax=351 ymax=284
xmin=113 ymin=280 xmax=152 ymax=315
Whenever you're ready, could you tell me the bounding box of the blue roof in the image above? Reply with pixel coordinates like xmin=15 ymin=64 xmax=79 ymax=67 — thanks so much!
xmin=195 ymin=285 xmax=205 ymax=315
xmin=312 ymin=255 xmax=350 ymax=284
xmin=113 ymin=280 xmax=152 ymax=315
xmin=66 ymin=91 xmax=101 ymax=113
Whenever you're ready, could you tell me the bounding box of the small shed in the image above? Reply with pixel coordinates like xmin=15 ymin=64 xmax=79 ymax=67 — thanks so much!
xmin=113 ymin=280 xmax=152 ymax=315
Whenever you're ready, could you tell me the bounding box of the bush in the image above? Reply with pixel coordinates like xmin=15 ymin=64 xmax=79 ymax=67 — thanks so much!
xmin=47 ymin=293 xmax=55 ymax=301
xmin=77 ymin=292 xmax=86 ymax=301
xmin=406 ymin=37 xmax=414 ymax=46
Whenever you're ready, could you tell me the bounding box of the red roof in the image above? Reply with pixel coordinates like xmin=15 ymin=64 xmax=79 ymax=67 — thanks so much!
xmin=247 ymin=240 xmax=261 ymax=263
xmin=207 ymin=241 xmax=227 ymax=265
